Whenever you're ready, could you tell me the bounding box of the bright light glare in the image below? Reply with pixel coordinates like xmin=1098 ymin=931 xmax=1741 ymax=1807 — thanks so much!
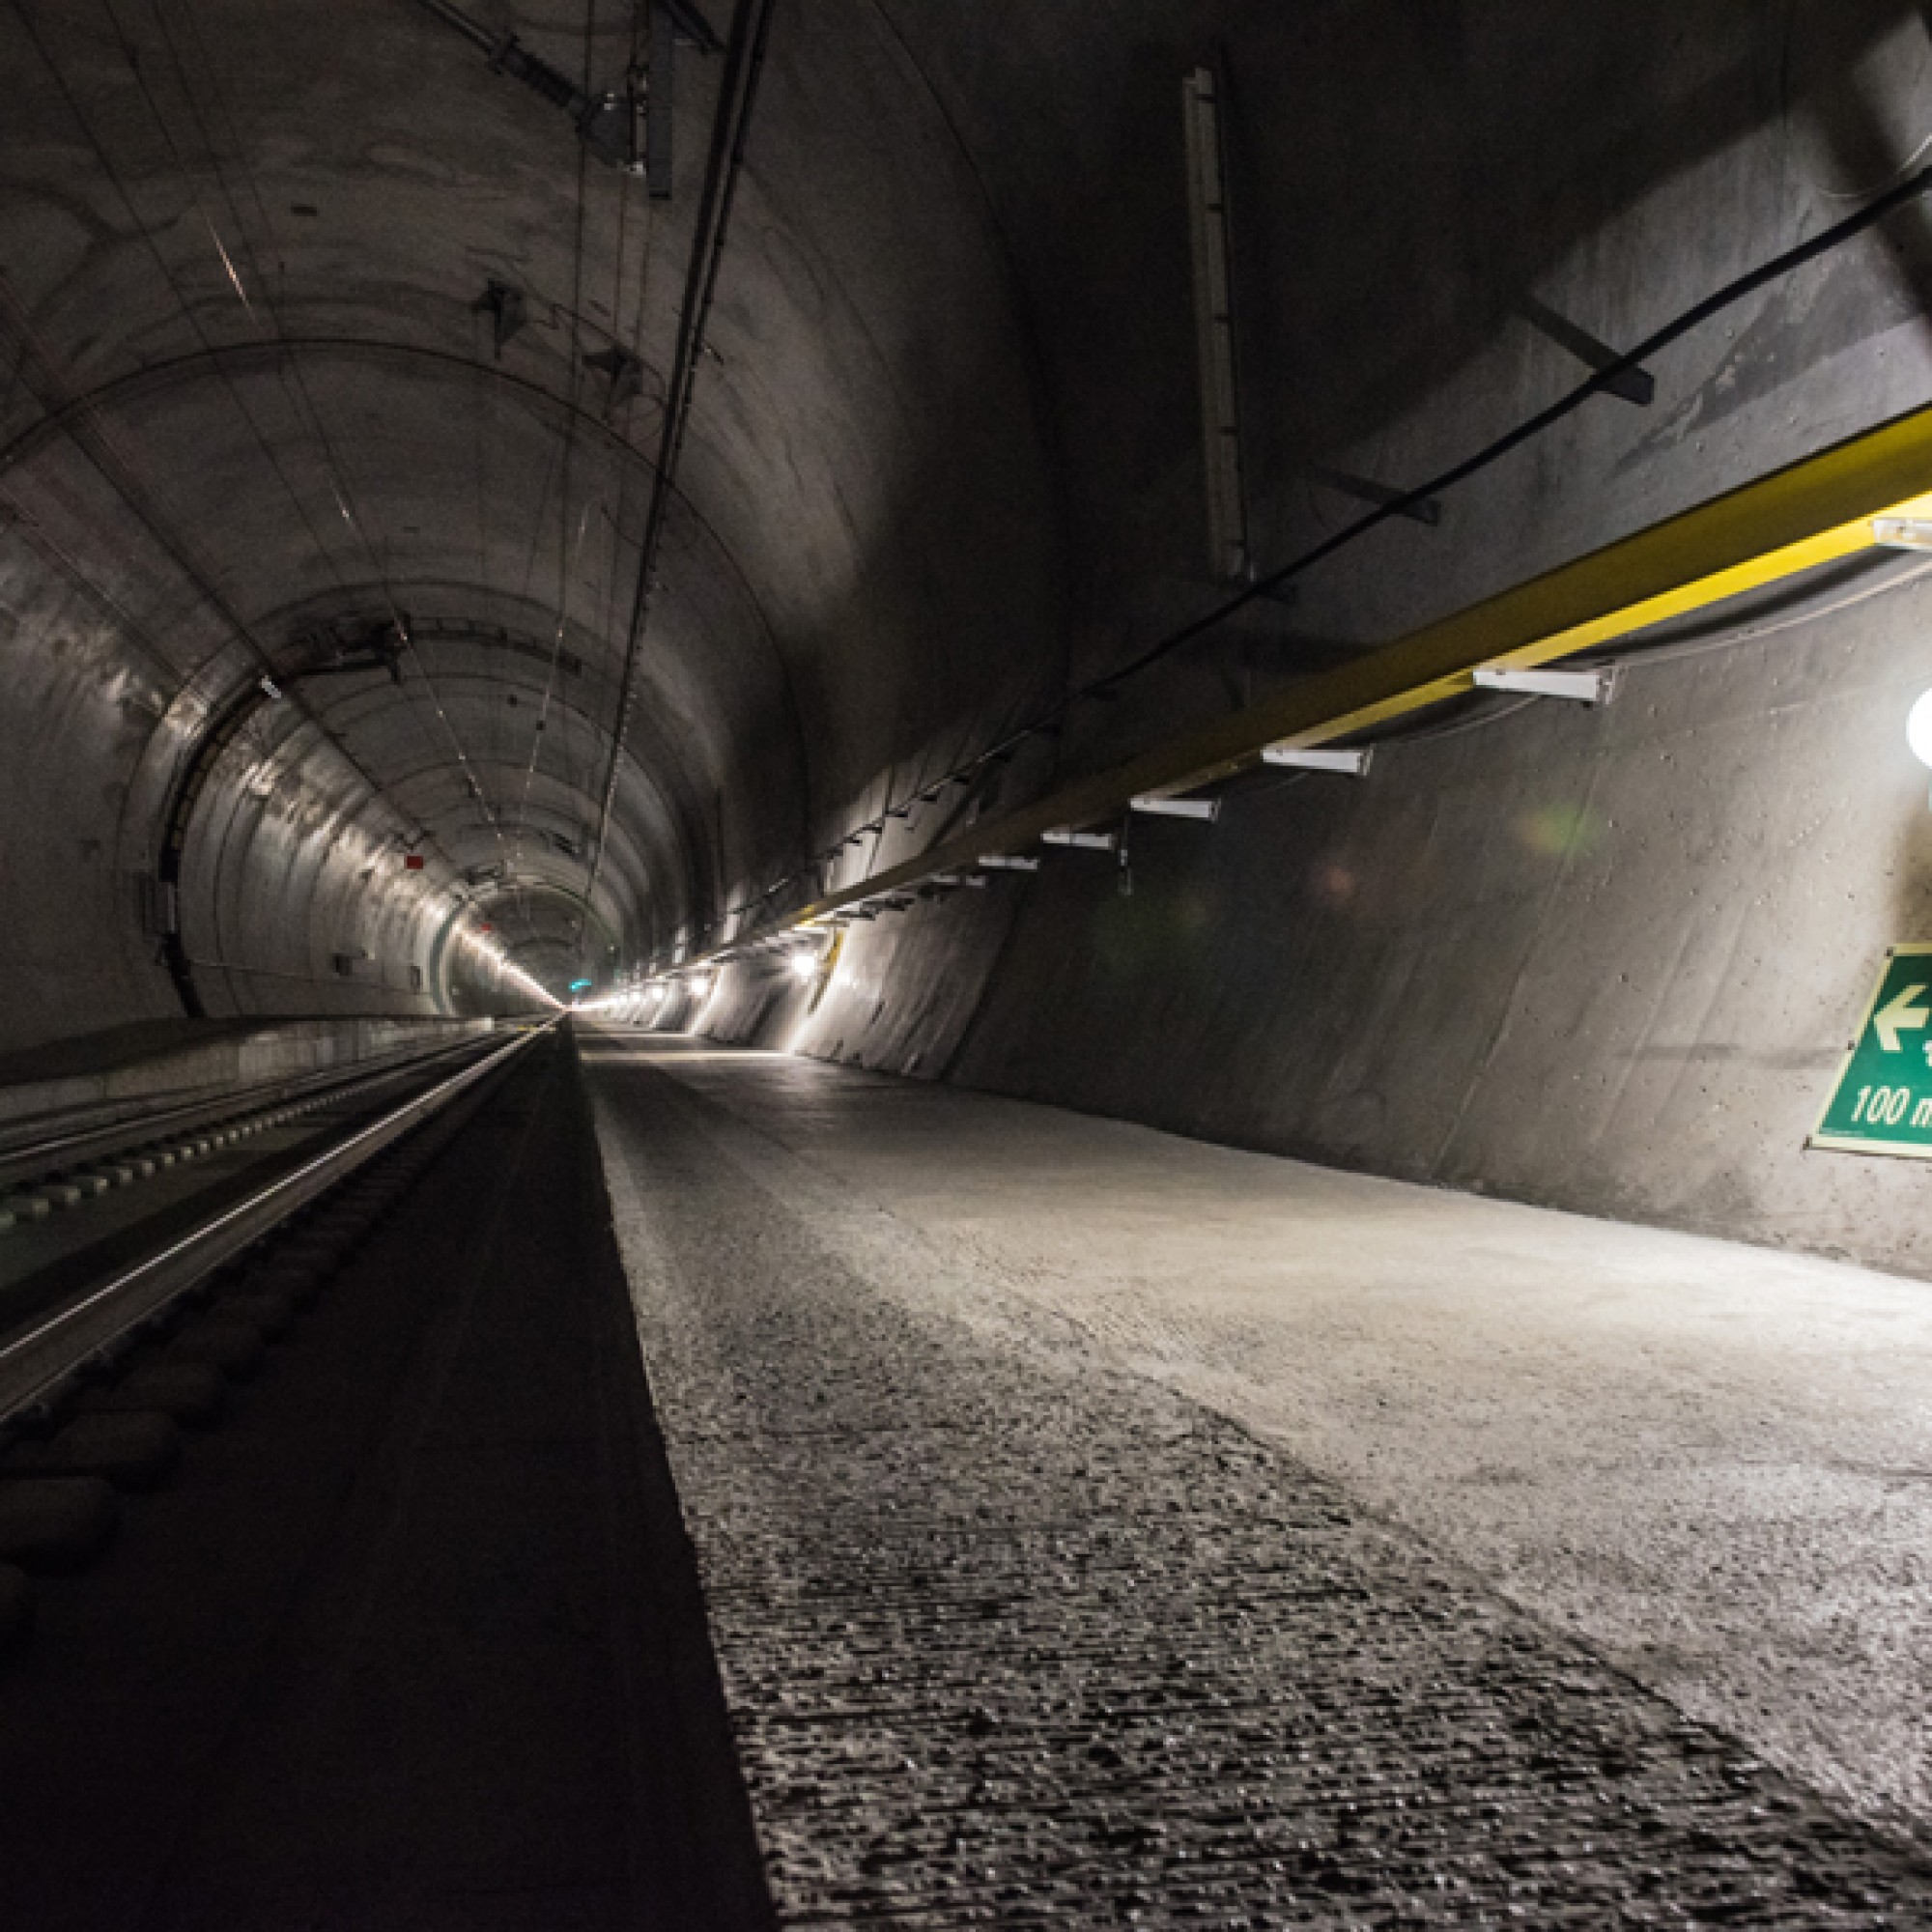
xmin=1910 ymin=688 xmax=1932 ymax=770
xmin=789 ymin=950 xmax=818 ymax=980
xmin=451 ymin=917 xmax=564 ymax=1010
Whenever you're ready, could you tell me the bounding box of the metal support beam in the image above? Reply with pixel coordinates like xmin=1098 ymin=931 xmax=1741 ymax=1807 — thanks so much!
xmin=1520 ymin=296 xmax=1655 ymax=407
xmin=1472 ymin=664 xmax=1618 ymax=704
xmin=1308 ymin=465 xmax=1442 ymax=526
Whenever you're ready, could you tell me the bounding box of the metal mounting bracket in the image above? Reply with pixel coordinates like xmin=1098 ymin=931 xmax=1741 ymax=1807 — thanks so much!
xmin=584 ymin=345 xmax=645 ymax=414
xmin=471 ymin=279 xmax=527 ymax=358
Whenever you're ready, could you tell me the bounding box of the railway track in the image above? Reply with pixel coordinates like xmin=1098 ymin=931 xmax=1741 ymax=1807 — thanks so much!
xmin=0 ymin=1018 xmax=554 ymax=1651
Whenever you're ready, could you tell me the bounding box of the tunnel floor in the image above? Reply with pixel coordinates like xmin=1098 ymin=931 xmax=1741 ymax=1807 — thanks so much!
xmin=7 ymin=1026 xmax=1932 ymax=1924
xmin=0 ymin=1034 xmax=771 ymax=1932
xmin=582 ymin=1031 xmax=1932 ymax=1925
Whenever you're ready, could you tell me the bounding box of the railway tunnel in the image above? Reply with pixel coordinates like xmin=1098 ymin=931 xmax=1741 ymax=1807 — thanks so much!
xmin=6 ymin=0 xmax=1932 ymax=1922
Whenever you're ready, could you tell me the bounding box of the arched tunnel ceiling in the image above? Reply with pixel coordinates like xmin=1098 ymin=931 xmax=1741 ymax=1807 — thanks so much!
xmin=0 ymin=0 xmax=1923 ymax=1018
xmin=0 ymin=0 xmax=1065 ymax=1005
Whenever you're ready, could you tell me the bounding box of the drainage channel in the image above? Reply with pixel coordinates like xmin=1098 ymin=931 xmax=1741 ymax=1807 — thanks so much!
xmin=0 ymin=1020 xmax=552 ymax=1656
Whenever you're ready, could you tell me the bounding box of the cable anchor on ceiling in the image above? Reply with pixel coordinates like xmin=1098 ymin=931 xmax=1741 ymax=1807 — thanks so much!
xmin=584 ymin=344 xmax=646 ymax=415
xmin=472 ymin=279 xmax=527 ymax=358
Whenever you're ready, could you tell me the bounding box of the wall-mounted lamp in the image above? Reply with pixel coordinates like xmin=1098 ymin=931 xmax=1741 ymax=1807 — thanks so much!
xmin=1874 ymin=517 xmax=1932 ymax=552
xmin=1472 ymin=664 xmax=1618 ymax=705
xmin=1130 ymin=794 xmax=1220 ymax=822
xmin=1908 ymin=688 xmax=1932 ymax=781
xmin=1262 ymin=745 xmax=1373 ymax=776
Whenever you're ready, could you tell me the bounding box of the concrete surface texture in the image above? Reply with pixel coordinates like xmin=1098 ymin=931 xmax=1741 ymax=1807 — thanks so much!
xmin=593 ymin=1034 xmax=1932 ymax=1859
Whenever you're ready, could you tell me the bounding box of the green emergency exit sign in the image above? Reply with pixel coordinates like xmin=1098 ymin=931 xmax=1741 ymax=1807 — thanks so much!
xmin=1812 ymin=945 xmax=1932 ymax=1156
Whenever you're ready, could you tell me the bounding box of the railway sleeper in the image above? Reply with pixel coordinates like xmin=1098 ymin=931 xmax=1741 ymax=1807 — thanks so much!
xmin=0 ymin=1477 xmax=119 ymax=1574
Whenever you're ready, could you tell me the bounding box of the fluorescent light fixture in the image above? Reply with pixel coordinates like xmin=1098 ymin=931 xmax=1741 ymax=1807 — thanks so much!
xmin=977 ymin=855 xmax=1040 ymax=872
xmin=1042 ymin=829 xmax=1119 ymax=852
xmin=1262 ymin=746 xmax=1373 ymax=775
xmin=1130 ymin=794 xmax=1220 ymax=821
xmin=1874 ymin=517 xmax=1932 ymax=552
xmin=1472 ymin=665 xmax=1617 ymax=705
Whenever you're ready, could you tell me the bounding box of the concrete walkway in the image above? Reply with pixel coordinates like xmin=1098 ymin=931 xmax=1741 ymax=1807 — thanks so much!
xmin=587 ymin=1030 xmax=1932 ymax=1854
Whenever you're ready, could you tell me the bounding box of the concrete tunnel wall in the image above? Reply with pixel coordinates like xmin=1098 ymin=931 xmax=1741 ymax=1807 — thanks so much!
xmin=0 ymin=0 xmax=1062 ymax=1046
xmin=698 ymin=558 xmax=1932 ymax=1282
xmin=9 ymin=1 xmax=1932 ymax=1275
xmin=674 ymin=0 xmax=1932 ymax=1284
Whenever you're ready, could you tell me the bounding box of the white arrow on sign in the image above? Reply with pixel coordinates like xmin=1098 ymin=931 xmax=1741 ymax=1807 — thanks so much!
xmin=1875 ymin=982 xmax=1932 ymax=1052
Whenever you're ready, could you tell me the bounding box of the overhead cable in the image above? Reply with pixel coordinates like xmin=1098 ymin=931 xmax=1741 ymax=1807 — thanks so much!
xmin=581 ymin=0 xmax=779 ymax=948
xmin=723 ymin=153 xmax=1932 ymax=945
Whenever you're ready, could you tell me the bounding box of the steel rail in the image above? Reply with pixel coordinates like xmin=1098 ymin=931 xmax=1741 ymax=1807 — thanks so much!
xmin=0 ymin=1020 xmax=556 ymax=1425
xmin=0 ymin=1025 xmax=499 ymax=1194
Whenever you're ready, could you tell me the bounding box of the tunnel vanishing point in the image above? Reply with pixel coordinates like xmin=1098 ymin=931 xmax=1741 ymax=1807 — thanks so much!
xmin=7 ymin=1 xmax=1932 ymax=1924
